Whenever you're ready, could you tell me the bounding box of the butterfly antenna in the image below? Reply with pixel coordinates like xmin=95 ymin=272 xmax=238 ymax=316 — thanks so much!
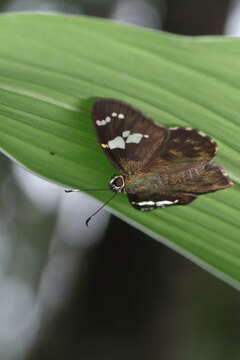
xmin=85 ymin=192 xmax=117 ymax=227
xmin=65 ymin=188 xmax=109 ymax=193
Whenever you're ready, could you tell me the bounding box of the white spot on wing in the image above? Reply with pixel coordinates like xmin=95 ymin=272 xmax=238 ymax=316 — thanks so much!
xmin=107 ymin=131 xmax=149 ymax=150
xmin=198 ymin=131 xmax=207 ymax=137
xmin=96 ymin=119 xmax=106 ymax=126
xmin=118 ymin=113 xmax=125 ymax=119
xmin=220 ymin=169 xmax=229 ymax=177
xmin=122 ymin=130 xmax=130 ymax=138
xmin=126 ymin=133 xmax=143 ymax=144
xmin=112 ymin=112 xmax=117 ymax=117
xmin=101 ymin=143 xmax=109 ymax=148
xmin=156 ymin=200 xmax=179 ymax=207
xmin=132 ymin=199 xmax=179 ymax=209
xmin=108 ymin=136 xmax=125 ymax=149
xmin=136 ymin=201 xmax=155 ymax=206
xmin=96 ymin=117 xmax=112 ymax=126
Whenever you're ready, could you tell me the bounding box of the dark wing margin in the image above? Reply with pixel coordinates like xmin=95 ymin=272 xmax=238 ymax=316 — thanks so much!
xmin=92 ymin=98 xmax=169 ymax=174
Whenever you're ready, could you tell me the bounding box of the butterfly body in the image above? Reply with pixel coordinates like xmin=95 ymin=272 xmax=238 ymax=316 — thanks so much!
xmin=92 ymin=98 xmax=233 ymax=211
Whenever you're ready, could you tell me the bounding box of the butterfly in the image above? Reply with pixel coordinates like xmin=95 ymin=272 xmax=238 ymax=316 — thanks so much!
xmin=92 ymin=98 xmax=233 ymax=211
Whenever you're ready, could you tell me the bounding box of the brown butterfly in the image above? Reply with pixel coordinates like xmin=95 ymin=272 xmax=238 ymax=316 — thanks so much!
xmin=92 ymin=98 xmax=233 ymax=211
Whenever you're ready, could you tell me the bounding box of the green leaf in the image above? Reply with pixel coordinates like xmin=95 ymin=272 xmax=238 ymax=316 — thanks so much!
xmin=0 ymin=14 xmax=240 ymax=288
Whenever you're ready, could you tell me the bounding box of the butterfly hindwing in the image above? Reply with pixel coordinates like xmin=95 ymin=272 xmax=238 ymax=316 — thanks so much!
xmin=92 ymin=98 xmax=169 ymax=174
xmin=126 ymin=163 xmax=232 ymax=211
xmin=128 ymin=192 xmax=196 ymax=211
xmin=165 ymin=163 xmax=233 ymax=194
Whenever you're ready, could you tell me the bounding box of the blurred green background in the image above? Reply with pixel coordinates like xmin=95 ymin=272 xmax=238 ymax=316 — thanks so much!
xmin=0 ymin=1 xmax=240 ymax=360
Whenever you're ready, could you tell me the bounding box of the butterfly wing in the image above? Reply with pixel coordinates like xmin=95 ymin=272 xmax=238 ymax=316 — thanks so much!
xmin=164 ymin=163 xmax=233 ymax=194
xmin=127 ymin=164 xmax=232 ymax=211
xmin=92 ymin=98 xmax=169 ymax=174
xmin=92 ymin=99 xmax=233 ymax=211
xmin=146 ymin=127 xmax=232 ymax=193
xmin=128 ymin=192 xmax=196 ymax=211
xmin=125 ymin=129 xmax=233 ymax=210
xmin=145 ymin=127 xmax=217 ymax=174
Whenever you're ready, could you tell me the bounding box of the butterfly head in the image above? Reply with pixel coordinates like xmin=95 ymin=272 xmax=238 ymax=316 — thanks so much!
xmin=109 ymin=175 xmax=126 ymax=194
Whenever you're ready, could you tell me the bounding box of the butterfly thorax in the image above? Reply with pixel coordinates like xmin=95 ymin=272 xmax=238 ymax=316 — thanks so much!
xmin=125 ymin=173 xmax=166 ymax=196
xmin=119 ymin=167 xmax=207 ymax=196
xmin=109 ymin=173 xmax=160 ymax=195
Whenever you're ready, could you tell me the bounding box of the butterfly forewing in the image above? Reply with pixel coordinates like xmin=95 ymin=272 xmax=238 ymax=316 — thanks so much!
xmin=145 ymin=127 xmax=217 ymax=175
xmin=92 ymin=98 xmax=169 ymax=174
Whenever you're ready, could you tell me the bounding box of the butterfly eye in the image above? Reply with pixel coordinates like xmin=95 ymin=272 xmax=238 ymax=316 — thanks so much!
xmin=109 ymin=175 xmax=125 ymax=193
xmin=115 ymin=177 xmax=124 ymax=187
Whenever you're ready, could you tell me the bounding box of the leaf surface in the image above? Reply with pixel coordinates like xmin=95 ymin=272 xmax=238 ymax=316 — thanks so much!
xmin=0 ymin=14 xmax=240 ymax=288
